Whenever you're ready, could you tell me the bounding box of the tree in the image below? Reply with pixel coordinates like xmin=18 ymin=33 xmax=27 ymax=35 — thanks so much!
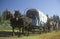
xmin=0 ymin=16 xmax=2 ymax=22
xmin=2 ymin=9 xmax=11 ymax=20
xmin=53 ymin=15 xmax=59 ymax=22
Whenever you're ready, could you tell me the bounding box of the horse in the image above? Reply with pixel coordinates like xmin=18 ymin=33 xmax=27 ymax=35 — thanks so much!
xmin=18 ymin=16 xmax=32 ymax=36
xmin=9 ymin=12 xmax=32 ymax=36
xmin=46 ymin=18 xmax=54 ymax=32
xmin=9 ymin=13 xmax=22 ymax=36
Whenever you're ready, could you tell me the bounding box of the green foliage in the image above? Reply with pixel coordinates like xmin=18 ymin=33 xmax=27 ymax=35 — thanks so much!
xmin=53 ymin=15 xmax=59 ymax=22
xmin=0 ymin=16 xmax=1 ymax=22
xmin=0 ymin=20 xmax=12 ymax=30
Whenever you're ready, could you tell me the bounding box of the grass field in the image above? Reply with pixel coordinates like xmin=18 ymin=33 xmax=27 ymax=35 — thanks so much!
xmin=0 ymin=24 xmax=60 ymax=39
xmin=0 ymin=31 xmax=60 ymax=39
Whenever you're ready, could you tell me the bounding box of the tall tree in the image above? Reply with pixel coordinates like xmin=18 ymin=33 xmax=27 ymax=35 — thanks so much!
xmin=0 ymin=16 xmax=2 ymax=22
xmin=2 ymin=9 xmax=11 ymax=20
xmin=53 ymin=15 xmax=59 ymax=22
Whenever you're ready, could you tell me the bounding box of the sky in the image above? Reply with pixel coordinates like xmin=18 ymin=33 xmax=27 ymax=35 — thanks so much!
xmin=0 ymin=0 xmax=60 ymax=17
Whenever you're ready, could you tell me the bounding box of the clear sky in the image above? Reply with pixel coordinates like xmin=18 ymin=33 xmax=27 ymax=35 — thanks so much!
xmin=0 ymin=0 xmax=60 ymax=17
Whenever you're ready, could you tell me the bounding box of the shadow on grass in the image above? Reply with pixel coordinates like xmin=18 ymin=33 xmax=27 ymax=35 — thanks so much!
xmin=0 ymin=30 xmax=44 ymax=37
xmin=0 ymin=31 xmax=22 ymax=37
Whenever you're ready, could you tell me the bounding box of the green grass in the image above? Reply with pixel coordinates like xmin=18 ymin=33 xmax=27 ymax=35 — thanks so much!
xmin=0 ymin=31 xmax=60 ymax=39
xmin=0 ymin=25 xmax=12 ymax=30
xmin=0 ymin=25 xmax=19 ymax=32
xmin=0 ymin=24 xmax=60 ymax=39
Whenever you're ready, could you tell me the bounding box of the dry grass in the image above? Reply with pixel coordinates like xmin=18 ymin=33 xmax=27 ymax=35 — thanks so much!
xmin=40 ymin=31 xmax=60 ymax=39
xmin=0 ymin=31 xmax=60 ymax=39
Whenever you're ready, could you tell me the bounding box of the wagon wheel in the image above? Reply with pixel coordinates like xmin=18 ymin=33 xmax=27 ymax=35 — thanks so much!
xmin=39 ymin=26 xmax=43 ymax=34
xmin=45 ymin=26 xmax=49 ymax=32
